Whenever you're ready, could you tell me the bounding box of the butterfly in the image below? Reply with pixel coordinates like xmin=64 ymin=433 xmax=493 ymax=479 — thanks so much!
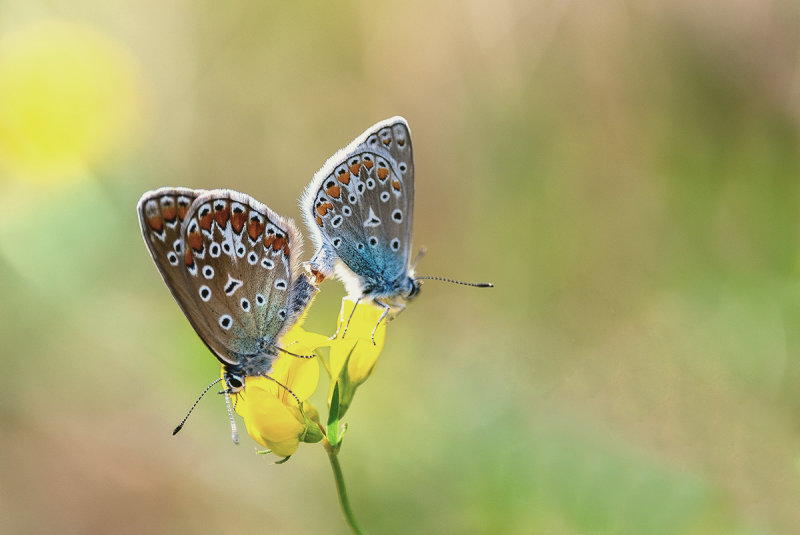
xmin=300 ymin=117 xmax=491 ymax=341
xmin=137 ymin=188 xmax=318 ymax=406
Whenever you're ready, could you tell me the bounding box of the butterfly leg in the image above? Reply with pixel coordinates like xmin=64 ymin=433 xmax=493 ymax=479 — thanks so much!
xmin=339 ymin=296 xmax=363 ymax=339
xmin=369 ymin=299 xmax=392 ymax=345
xmin=274 ymin=345 xmax=316 ymax=359
xmin=264 ymin=374 xmax=301 ymax=406
xmin=411 ymin=246 xmax=427 ymax=271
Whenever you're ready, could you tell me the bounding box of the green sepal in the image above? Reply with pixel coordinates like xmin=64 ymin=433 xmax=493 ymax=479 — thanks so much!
xmin=327 ymin=382 xmax=341 ymax=448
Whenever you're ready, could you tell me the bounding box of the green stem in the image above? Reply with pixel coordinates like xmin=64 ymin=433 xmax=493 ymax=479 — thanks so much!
xmin=327 ymin=449 xmax=367 ymax=535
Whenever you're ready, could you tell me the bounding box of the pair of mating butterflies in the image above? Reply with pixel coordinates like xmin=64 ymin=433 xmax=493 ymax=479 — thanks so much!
xmin=138 ymin=117 xmax=489 ymax=411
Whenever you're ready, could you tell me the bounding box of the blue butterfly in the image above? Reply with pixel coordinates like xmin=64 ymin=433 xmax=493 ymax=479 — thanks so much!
xmin=301 ymin=117 xmax=490 ymax=341
xmin=138 ymin=188 xmax=317 ymax=439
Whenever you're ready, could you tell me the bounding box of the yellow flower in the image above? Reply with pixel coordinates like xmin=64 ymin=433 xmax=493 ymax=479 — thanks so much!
xmin=231 ymin=323 xmax=326 ymax=457
xmin=328 ymin=299 xmax=388 ymax=415
xmin=0 ymin=20 xmax=143 ymax=183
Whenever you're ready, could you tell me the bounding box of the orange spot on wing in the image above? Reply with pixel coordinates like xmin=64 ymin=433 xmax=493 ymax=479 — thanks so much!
xmin=184 ymin=249 xmax=194 ymax=267
xmin=392 ymin=180 xmax=401 ymax=191
xmin=214 ymin=206 xmax=230 ymax=228
xmin=199 ymin=212 xmax=214 ymax=231
xmin=316 ymin=202 xmax=334 ymax=217
xmin=382 ymin=138 xmax=391 ymax=145
xmin=363 ymin=159 xmax=374 ymax=169
xmin=147 ymin=215 xmax=164 ymax=232
xmin=310 ymin=268 xmax=325 ymax=284
xmin=231 ymin=211 xmax=246 ymax=234
xmin=187 ymin=231 xmax=203 ymax=252
xmin=264 ymin=235 xmax=275 ymax=249
xmin=377 ymin=167 xmax=389 ymax=180
xmin=162 ymin=205 xmax=177 ymax=221
xmin=349 ymin=162 xmax=361 ymax=175
xmin=315 ymin=215 xmax=323 ymax=227
xmin=326 ymin=184 xmax=341 ymax=198
xmin=272 ymin=236 xmax=285 ymax=252
xmin=177 ymin=204 xmax=190 ymax=221
xmin=337 ymin=170 xmax=351 ymax=185
xmin=248 ymin=219 xmax=264 ymax=241
xmin=283 ymin=243 xmax=290 ymax=257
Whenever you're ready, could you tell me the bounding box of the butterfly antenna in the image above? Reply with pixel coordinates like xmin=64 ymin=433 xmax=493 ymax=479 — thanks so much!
xmin=224 ymin=390 xmax=239 ymax=445
xmin=415 ymin=276 xmax=494 ymax=288
xmin=173 ymin=377 xmax=223 ymax=435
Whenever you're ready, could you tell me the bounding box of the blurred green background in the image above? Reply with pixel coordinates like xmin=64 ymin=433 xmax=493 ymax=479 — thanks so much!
xmin=1 ymin=1 xmax=799 ymax=534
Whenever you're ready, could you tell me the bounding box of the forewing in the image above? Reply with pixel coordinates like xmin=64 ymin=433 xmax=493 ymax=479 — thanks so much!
xmin=137 ymin=187 xmax=215 ymax=348
xmin=180 ymin=190 xmax=304 ymax=364
xmin=301 ymin=117 xmax=414 ymax=283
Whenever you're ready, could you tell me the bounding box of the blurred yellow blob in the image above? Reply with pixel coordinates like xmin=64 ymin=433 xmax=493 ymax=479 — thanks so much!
xmin=0 ymin=20 xmax=142 ymax=182
xmin=231 ymin=323 xmax=324 ymax=457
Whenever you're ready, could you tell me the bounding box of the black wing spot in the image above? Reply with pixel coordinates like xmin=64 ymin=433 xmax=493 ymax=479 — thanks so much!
xmin=219 ymin=315 xmax=232 ymax=329
xmin=369 ymin=236 xmax=378 ymax=247
xmin=391 ymin=239 xmax=401 ymax=251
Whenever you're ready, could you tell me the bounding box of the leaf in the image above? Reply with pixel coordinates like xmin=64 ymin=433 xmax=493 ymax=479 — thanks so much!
xmin=327 ymin=381 xmax=341 ymax=447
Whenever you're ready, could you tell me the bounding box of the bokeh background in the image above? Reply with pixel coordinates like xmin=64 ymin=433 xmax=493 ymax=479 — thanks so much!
xmin=1 ymin=1 xmax=799 ymax=534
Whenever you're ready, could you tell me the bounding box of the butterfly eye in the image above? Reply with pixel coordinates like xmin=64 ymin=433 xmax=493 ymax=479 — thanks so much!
xmin=390 ymin=238 xmax=401 ymax=251
xmin=348 ymin=194 xmax=357 ymax=204
xmin=331 ymin=215 xmax=343 ymax=228
xmin=255 ymin=293 xmax=266 ymax=306
xmin=240 ymin=298 xmax=250 ymax=312
xmin=399 ymin=163 xmax=407 ymax=172
xmin=261 ymin=258 xmax=274 ymax=270
xmin=332 ymin=237 xmax=342 ymax=248
xmin=202 ymin=265 xmax=215 ymax=279
xmin=167 ymin=252 xmax=179 ymax=266
xmin=380 ymin=192 xmax=390 ymax=203
xmin=392 ymin=209 xmax=403 ymax=222
xmin=226 ymin=374 xmax=244 ymax=391
xmin=247 ymin=251 xmax=258 ymax=265
xmin=342 ymin=206 xmax=352 ymax=216
xmin=368 ymin=236 xmax=378 ymax=247
xmin=366 ymin=178 xmax=376 ymax=189
xmin=209 ymin=243 xmax=221 ymax=257
xmin=219 ymin=315 xmax=233 ymax=330
xmin=274 ymin=279 xmax=287 ymax=290
xmin=277 ymin=309 xmax=287 ymax=320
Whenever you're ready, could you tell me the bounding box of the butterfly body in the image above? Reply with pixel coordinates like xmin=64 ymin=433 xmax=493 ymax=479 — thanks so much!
xmin=301 ymin=117 xmax=419 ymax=321
xmin=138 ymin=187 xmax=317 ymax=391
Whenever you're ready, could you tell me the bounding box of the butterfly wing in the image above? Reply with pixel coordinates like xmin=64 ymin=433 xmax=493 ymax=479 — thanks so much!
xmin=138 ymin=187 xmax=218 ymax=352
xmin=179 ymin=189 xmax=308 ymax=369
xmin=301 ymin=117 xmax=414 ymax=295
